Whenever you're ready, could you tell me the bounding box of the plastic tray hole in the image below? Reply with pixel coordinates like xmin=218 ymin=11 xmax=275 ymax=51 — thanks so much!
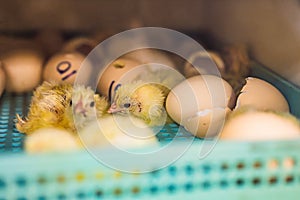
xmin=236 ymin=162 xmax=245 ymax=170
xmin=283 ymin=157 xmax=295 ymax=170
xmin=149 ymin=185 xmax=158 ymax=194
xmin=113 ymin=188 xmax=122 ymax=196
xmin=76 ymin=192 xmax=85 ymax=199
xmin=15 ymin=177 xmax=27 ymax=187
xmin=17 ymin=197 xmax=27 ymax=200
xmin=37 ymin=176 xmax=47 ymax=185
xmin=56 ymin=175 xmax=66 ymax=183
xmin=95 ymin=189 xmax=103 ymax=197
xmin=168 ymin=166 xmax=177 ymax=176
xmin=252 ymin=177 xmax=261 ymax=186
xmin=236 ymin=178 xmax=245 ymax=187
xmin=185 ymin=165 xmax=194 ymax=175
xmin=219 ymin=180 xmax=229 ymax=188
xmin=167 ymin=184 xmax=176 ymax=193
xmin=0 ymin=179 xmax=6 ymax=188
xmin=202 ymin=164 xmax=212 ymax=174
xmin=253 ymin=161 xmax=262 ymax=169
xmin=221 ymin=163 xmax=229 ymax=171
xmin=37 ymin=196 xmax=46 ymax=200
xmin=57 ymin=194 xmax=66 ymax=200
xmin=75 ymin=172 xmax=85 ymax=182
xmin=202 ymin=181 xmax=211 ymax=189
xmin=131 ymin=186 xmax=140 ymax=194
xmin=184 ymin=182 xmax=193 ymax=191
xmin=285 ymin=175 xmax=294 ymax=184
xmin=267 ymin=159 xmax=279 ymax=170
xmin=268 ymin=176 xmax=278 ymax=185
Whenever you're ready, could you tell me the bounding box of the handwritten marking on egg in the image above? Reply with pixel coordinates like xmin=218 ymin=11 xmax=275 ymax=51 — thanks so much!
xmin=166 ymin=75 xmax=235 ymax=138
xmin=1 ymin=49 xmax=44 ymax=93
xmin=98 ymin=58 xmax=142 ymax=97
xmin=235 ymin=77 xmax=289 ymax=112
xmin=43 ymin=52 xmax=86 ymax=84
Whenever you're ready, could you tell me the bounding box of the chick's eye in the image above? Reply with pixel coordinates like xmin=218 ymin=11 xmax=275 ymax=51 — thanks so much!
xmin=90 ymin=101 xmax=95 ymax=107
xmin=123 ymin=103 xmax=131 ymax=108
xmin=69 ymin=100 xmax=72 ymax=106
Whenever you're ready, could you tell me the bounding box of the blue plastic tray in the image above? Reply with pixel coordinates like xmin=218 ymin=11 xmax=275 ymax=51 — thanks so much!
xmin=0 ymin=63 xmax=299 ymax=200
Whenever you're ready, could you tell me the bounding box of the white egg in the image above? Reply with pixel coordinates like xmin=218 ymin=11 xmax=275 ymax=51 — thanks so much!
xmin=220 ymin=109 xmax=300 ymax=141
xmin=235 ymin=77 xmax=289 ymax=112
xmin=25 ymin=128 xmax=80 ymax=153
xmin=1 ymin=49 xmax=44 ymax=93
xmin=166 ymin=75 xmax=235 ymax=138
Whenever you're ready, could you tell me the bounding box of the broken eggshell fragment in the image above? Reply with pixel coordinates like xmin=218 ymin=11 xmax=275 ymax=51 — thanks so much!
xmin=166 ymin=75 xmax=235 ymax=138
xmin=235 ymin=77 xmax=289 ymax=112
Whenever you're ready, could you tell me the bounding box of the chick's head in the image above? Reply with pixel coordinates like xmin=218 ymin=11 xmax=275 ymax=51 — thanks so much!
xmin=69 ymin=85 xmax=98 ymax=128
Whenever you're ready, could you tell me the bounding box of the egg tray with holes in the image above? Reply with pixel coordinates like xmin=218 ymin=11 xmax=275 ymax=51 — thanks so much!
xmin=0 ymin=63 xmax=300 ymax=200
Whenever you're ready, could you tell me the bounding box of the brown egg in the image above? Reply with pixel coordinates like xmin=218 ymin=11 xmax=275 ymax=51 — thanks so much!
xmin=220 ymin=109 xmax=300 ymax=141
xmin=166 ymin=75 xmax=235 ymax=138
xmin=183 ymin=51 xmax=225 ymax=78
xmin=123 ymin=49 xmax=177 ymax=70
xmin=43 ymin=52 xmax=87 ymax=84
xmin=1 ymin=49 xmax=44 ymax=93
xmin=62 ymin=37 xmax=98 ymax=56
xmin=97 ymin=57 xmax=142 ymax=97
xmin=235 ymin=77 xmax=289 ymax=112
xmin=0 ymin=62 xmax=6 ymax=96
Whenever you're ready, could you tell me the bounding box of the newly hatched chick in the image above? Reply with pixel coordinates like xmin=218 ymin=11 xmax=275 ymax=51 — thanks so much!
xmin=16 ymin=81 xmax=109 ymax=134
xmin=108 ymin=81 xmax=168 ymax=126
xmin=66 ymin=84 xmax=110 ymax=131
xmin=16 ymin=81 xmax=73 ymax=134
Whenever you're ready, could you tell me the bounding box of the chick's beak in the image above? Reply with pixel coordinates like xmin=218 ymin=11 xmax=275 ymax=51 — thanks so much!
xmin=108 ymin=103 xmax=122 ymax=114
xmin=74 ymin=100 xmax=87 ymax=117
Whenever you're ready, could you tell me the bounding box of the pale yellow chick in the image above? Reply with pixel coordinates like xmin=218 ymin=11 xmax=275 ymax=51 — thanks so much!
xmin=108 ymin=82 xmax=168 ymax=126
xmin=16 ymin=81 xmax=109 ymax=134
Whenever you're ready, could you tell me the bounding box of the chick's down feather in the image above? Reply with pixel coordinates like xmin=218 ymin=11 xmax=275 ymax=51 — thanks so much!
xmin=16 ymin=81 xmax=109 ymax=134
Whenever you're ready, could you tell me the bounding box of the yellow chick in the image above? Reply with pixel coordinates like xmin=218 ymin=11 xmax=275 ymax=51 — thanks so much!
xmin=108 ymin=81 xmax=169 ymax=126
xmin=16 ymin=81 xmax=109 ymax=134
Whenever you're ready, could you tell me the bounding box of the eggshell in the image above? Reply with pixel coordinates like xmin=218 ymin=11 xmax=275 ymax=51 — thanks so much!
xmin=220 ymin=109 xmax=300 ymax=141
xmin=79 ymin=115 xmax=158 ymax=150
xmin=1 ymin=49 xmax=44 ymax=93
xmin=184 ymin=107 xmax=231 ymax=138
xmin=166 ymin=75 xmax=235 ymax=138
xmin=97 ymin=57 xmax=142 ymax=97
xmin=25 ymin=127 xmax=81 ymax=153
xmin=0 ymin=62 xmax=6 ymax=96
xmin=62 ymin=37 xmax=98 ymax=55
xmin=43 ymin=52 xmax=87 ymax=84
xmin=235 ymin=77 xmax=289 ymax=112
xmin=184 ymin=51 xmax=225 ymax=78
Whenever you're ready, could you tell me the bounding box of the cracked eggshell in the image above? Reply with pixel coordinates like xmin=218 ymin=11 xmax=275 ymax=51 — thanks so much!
xmin=235 ymin=77 xmax=289 ymax=112
xmin=166 ymin=75 xmax=235 ymax=137
xmin=1 ymin=49 xmax=44 ymax=93
xmin=220 ymin=109 xmax=300 ymax=141
xmin=184 ymin=107 xmax=231 ymax=138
